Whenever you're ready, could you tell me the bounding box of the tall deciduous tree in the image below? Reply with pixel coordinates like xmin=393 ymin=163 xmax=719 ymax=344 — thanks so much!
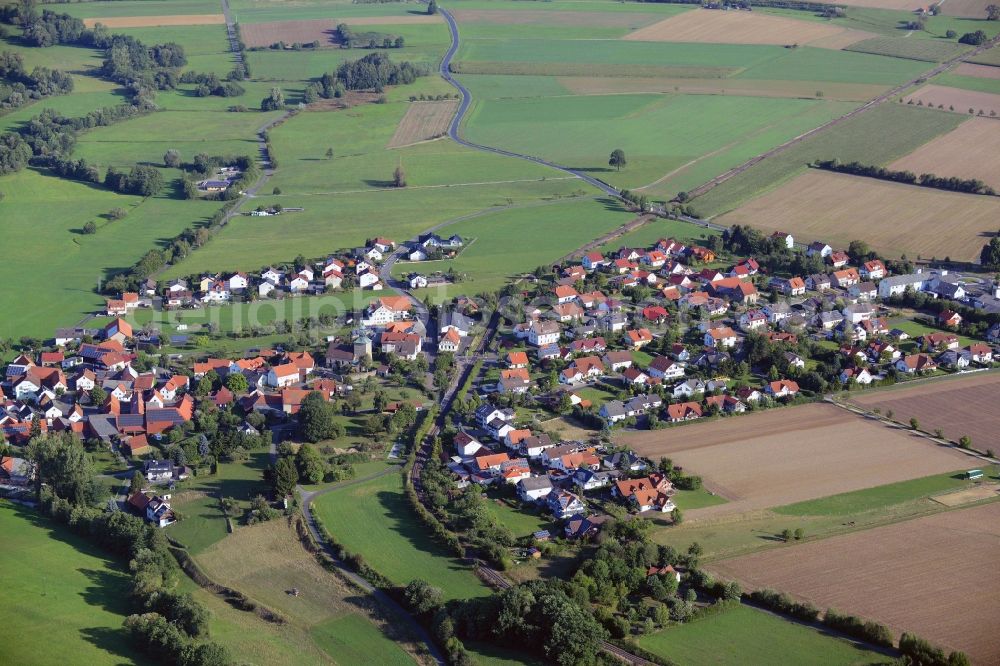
xmin=608 ymin=148 xmax=626 ymax=171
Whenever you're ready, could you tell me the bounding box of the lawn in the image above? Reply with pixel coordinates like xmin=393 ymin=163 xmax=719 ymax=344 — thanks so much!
xmin=692 ymin=103 xmax=966 ymax=217
xmin=886 ymin=316 xmax=981 ymax=349
xmin=597 ymin=217 xmax=718 ymax=254
xmin=312 ymin=470 xmax=490 ymax=600
xmin=773 ymin=467 xmax=999 ymax=517
xmin=0 ymin=502 xmax=144 ymax=666
xmin=637 ymin=603 xmax=885 ymax=666
xmin=483 ymin=494 xmax=553 ymax=539
xmin=674 ymin=487 xmax=729 ymax=511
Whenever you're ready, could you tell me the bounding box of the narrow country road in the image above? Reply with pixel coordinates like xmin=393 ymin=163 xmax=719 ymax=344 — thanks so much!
xmin=436 ymin=7 xmax=622 ymax=200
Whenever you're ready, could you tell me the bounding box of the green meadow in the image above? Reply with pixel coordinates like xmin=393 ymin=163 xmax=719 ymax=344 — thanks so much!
xmin=312 ymin=471 xmax=490 ymax=600
xmin=637 ymin=603 xmax=885 ymax=666
xmin=310 ymin=614 xmax=415 ymax=666
xmin=0 ymin=502 xmax=143 ymax=666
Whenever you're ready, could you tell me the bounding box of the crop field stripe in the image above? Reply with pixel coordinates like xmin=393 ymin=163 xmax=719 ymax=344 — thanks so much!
xmin=82 ymin=15 xmax=225 ymax=28
xmin=240 ymin=16 xmax=443 ymax=48
xmin=451 ymin=61 xmax=740 ymax=79
xmin=387 ymin=100 xmax=460 ymax=148
xmin=903 ymin=83 xmax=1000 ymax=115
xmin=844 ymin=36 xmax=972 ymax=63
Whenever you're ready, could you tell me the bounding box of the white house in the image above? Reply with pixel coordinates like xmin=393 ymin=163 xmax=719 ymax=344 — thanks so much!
xmin=266 ymin=363 xmax=300 ymax=388
xmin=528 ymin=320 xmax=561 ymax=347
xmin=517 ymin=476 xmax=554 ymax=502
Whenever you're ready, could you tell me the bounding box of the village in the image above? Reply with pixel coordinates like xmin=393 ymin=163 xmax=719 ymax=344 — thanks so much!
xmin=4 ymin=221 xmax=998 ymax=545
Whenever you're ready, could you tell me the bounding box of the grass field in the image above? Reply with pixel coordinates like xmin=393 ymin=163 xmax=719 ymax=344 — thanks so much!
xmin=462 ymin=92 xmax=853 ymax=190
xmin=396 ymin=197 xmax=635 ymax=300
xmin=889 ymin=117 xmax=1000 ymax=190
xmin=195 ymin=518 xmax=422 ymax=663
xmin=716 ymin=169 xmax=1000 ymax=262
xmin=637 ymin=603 xmax=884 ymax=666
xmin=709 ymin=502 xmax=1000 ymax=663
xmin=773 ymin=467 xmax=997 ymax=516
xmin=0 ymin=502 xmax=143 ymax=666
xmin=691 ymin=104 xmax=966 ymax=217
xmin=312 ymin=470 xmax=489 ymax=600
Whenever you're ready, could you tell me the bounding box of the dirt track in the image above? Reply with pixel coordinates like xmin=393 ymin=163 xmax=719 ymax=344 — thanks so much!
xmin=620 ymin=403 xmax=973 ymax=516
xmin=709 ymin=502 xmax=1000 ymax=664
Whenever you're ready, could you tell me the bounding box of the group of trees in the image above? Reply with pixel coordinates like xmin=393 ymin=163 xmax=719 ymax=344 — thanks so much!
xmin=26 ymin=433 xmax=229 ymax=666
xmin=105 ymin=164 xmax=164 ymax=196
xmin=0 ymin=50 xmax=73 ymax=110
xmin=814 ymin=159 xmax=995 ymax=196
xmin=333 ymin=23 xmax=405 ymax=49
xmin=179 ymin=71 xmax=245 ymax=98
xmin=333 ymin=52 xmax=428 ymax=91
xmin=959 ymin=30 xmax=989 ymax=45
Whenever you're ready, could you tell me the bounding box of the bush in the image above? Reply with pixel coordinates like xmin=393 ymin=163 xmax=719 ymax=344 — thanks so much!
xmin=748 ymin=589 xmax=820 ymax=622
xmin=824 ymin=609 xmax=894 ymax=648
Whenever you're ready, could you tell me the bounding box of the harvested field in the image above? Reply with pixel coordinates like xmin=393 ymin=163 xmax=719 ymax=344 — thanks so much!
xmin=387 ymin=100 xmax=458 ymax=148
xmin=903 ymin=84 xmax=1000 ymax=116
xmin=845 ymin=36 xmax=970 ymax=62
xmin=939 ymin=0 xmax=996 ymax=17
xmin=849 ymin=372 xmax=1000 ymax=450
xmin=716 ymin=170 xmax=1000 ymax=262
xmin=708 ymin=502 xmax=1000 ymax=663
xmin=82 ymin=14 xmax=224 ymax=28
xmin=889 ymin=117 xmax=1000 ymax=190
xmin=450 ymin=9 xmax=660 ymax=28
xmin=557 ymin=76 xmax=886 ymax=101
xmin=619 ymin=403 xmax=974 ymax=517
xmin=240 ymin=16 xmax=440 ymax=48
xmin=954 ymin=62 xmax=1000 ymax=79
xmin=622 ymin=9 xmax=874 ymax=48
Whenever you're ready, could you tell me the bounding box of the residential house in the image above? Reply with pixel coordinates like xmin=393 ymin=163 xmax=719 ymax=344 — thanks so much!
xmin=896 ymin=353 xmax=938 ymax=374
xmin=831 ymin=268 xmax=860 ymax=288
xmin=765 ymin=379 xmax=799 ymax=398
xmin=860 ymin=260 xmax=886 ymax=280
xmin=878 ymin=272 xmax=929 ymax=299
xmin=518 ymin=476 xmax=554 ymax=502
xmin=613 ymin=474 xmax=675 ymax=512
xmin=627 ymin=328 xmax=653 ymax=349
xmin=547 ymin=490 xmax=585 ymax=519
xmin=806 ymin=242 xmax=832 ymax=258
xmin=528 ymin=320 xmax=561 ymax=347
xmin=806 ymin=273 xmax=832 ymax=292
xmin=938 ymin=310 xmax=962 ymax=328
xmin=266 ymin=363 xmax=301 ymax=388
xmin=648 ymin=356 xmax=685 ymax=380
xmin=666 ymin=401 xmax=702 ymax=422
xmin=704 ymin=326 xmax=738 ymax=348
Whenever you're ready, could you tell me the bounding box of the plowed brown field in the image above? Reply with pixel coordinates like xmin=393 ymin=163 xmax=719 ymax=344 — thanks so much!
xmin=619 ymin=403 xmax=973 ymax=517
xmin=241 ymin=16 xmax=441 ymax=48
xmin=904 ymin=84 xmax=1000 ymax=117
xmin=849 ymin=372 xmax=1000 ymax=450
xmin=709 ymin=502 xmax=1000 ymax=664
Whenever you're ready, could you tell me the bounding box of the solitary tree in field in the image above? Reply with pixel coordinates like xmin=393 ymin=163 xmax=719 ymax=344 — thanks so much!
xmin=325 ymin=147 xmax=334 ymax=160
xmin=987 ymin=3 xmax=1000 ymax=20
xmin=393 ymin=163 xmax=406 ymax=188
xmin=261 ymin=87 xmax=285 ymax=111
xmin=609 ymin=148 xmax=627 ymax=171
xmin=427 ymin=0 xmax=438 ymax=15
xmin=959 ymin=435 xmax=972 ymax=449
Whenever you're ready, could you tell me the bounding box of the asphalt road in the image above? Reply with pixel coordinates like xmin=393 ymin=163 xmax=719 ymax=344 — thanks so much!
xmin=437 ymin=7 xmax=622 ymax=200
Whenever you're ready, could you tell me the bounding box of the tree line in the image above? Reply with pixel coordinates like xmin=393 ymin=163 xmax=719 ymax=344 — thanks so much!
xmin=27 ymin=433 xmax=231 ymax=666
xmin=813 ymin=159 xmax=995 ymax=196
xmin=178 ymin=71 xmax=245 ymax=98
